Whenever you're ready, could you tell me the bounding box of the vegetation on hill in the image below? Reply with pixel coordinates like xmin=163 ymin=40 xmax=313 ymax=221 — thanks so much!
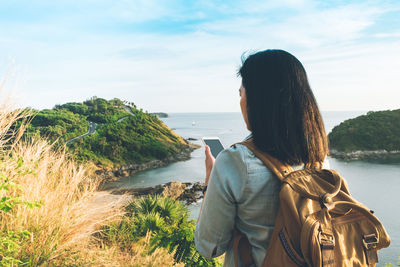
xmin=56 ymin=97 xmax=129 ymax=124
xmin=23 ymin=97 xmax=189 ymax=167
xmin=328 ymin=109 xmax=400 ymax=152
xmin=70 ymin=111 xmax=186 ymax=166
xmin=24 ymin=109 xmax=89 ymax=142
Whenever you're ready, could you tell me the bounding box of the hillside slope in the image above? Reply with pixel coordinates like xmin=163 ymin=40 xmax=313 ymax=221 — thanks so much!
xmin=24 ymin=97 xmax=191 ymax=168
xmin=328 ymin=109 xmax=400 ymax=159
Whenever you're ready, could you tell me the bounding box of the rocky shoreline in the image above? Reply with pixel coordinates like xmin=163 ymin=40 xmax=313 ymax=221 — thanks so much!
xmin=97 ymin=143 xmax=200 ymax=184
xmin=109 ymin=181 xmax=205 ymax=205
xmin=330 ymin=149 xmax=400 ymax=160
xmin=95 ymin=140 xmax=205 ymax=205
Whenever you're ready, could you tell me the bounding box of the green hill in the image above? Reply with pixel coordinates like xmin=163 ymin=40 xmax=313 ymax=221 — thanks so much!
xmin=328 ymin=109 xmax=400 ymax=153
xmin=23 ymin=97 xmax=190 ymax=168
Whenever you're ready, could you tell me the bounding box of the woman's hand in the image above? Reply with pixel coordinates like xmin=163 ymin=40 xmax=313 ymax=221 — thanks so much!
xmin=204 ymin=145 xmax=215 ymax=186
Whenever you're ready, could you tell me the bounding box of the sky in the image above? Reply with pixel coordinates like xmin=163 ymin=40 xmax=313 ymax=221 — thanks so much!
xmin=0 ymin=0 xmax=399 ymax=113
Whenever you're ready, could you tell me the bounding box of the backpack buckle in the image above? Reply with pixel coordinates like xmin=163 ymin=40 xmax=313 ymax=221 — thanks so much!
xmin=319 ymin=232 xmax=335 ymax=249
xmin=363 ymin=234 xmax=379 ymax=265
xmin=363 ymin=234 xmax=378 ymax=250
xmin=319 ymin=232 xmax=335 ymax=266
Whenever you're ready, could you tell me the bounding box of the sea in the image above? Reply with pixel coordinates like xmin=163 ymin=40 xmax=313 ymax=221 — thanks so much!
xmin=107 ymin=111 xmax=400 ymax=265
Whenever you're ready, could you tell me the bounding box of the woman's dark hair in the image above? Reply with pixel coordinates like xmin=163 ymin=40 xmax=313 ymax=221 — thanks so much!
xmin=238 ymin=49 xmax=329 ymax=165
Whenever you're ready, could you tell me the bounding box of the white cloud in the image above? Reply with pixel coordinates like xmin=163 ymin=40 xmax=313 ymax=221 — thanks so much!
xmin=374 ymin=32 xmax=400 ymax=38
xmin=1 ymin=0 xmax=399 ymax=112
xmin=195 ymin=2 xmax=385 ymax=48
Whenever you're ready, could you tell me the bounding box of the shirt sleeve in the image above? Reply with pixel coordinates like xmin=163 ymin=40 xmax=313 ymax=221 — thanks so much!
xmin=195 ymin=145 xmax=247 ymax=259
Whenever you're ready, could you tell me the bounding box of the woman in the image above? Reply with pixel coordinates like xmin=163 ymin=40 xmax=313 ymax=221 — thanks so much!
xmin=195 ymin=49 xmax=329 ymax=266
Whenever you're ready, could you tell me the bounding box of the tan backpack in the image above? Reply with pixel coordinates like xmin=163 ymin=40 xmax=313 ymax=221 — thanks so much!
xmin=233 ymin=139 xmax=390 ymax=267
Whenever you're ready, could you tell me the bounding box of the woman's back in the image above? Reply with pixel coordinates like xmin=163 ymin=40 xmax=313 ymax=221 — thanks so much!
xmin=195 ymin=141 xmax=328 ymax=266
xmin=195 ymin=142 xmax=279 ymax=266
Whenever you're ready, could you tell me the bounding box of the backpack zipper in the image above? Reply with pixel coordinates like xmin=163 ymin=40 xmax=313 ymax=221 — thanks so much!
xmin=279 ymin=229 xmax=307 ymax=267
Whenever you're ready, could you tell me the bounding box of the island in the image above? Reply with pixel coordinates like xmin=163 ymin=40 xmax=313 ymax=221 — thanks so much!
xmin=150 ymin=112 xmax=169 ymax=118
xmin=328 ymin=109 xmax=400 ymax=160
xmin=22 ymin=97 xmax=198 ymax=182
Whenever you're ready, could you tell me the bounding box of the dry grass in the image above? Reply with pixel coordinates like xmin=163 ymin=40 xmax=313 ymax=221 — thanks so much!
xmin=81 ymin=233 xmax=184 ymax=267
xmin=0 ymin=96 xmax=181 ymax=265
xmin=0 ymin=100 xmax=109 ymax=264
xmin=52 ymin=232 xmax=183 ymax=266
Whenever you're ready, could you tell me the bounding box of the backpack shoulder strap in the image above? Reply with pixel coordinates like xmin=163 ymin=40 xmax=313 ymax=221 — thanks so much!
xmin=232 ymin=138 xmax=293 ymax=267
xmin=234 ymin=138 xmax=293 ymax=181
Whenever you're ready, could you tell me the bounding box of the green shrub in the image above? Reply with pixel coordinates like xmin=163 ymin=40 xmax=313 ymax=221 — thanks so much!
xmin=0 ymin=170 xmax=40 ymax=266
xmin=101 ymin=195 xmax=220 ymax=266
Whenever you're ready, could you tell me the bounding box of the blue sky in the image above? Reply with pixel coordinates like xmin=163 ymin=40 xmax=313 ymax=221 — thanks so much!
xmin=1 ymin=0 xmax=399 ymax=112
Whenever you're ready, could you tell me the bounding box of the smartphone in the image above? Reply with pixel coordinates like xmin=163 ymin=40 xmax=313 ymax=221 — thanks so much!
xmin=201 ymin=137 xmax=225 ymax=158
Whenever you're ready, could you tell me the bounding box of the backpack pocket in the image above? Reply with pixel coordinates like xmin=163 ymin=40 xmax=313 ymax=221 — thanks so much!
xmin=332 ymin=211 xmax=378 ymax=266
xmin=300 ymin=217 xmax=323 ymax=267
xmin=300 ymin=208 xmax=386 ymax=267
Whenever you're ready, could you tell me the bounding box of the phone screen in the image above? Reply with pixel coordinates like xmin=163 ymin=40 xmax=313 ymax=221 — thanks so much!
xmin=203 ymin=138 xmax=224 ymax=158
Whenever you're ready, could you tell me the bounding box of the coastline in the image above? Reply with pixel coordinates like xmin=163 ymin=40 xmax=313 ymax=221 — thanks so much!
xmin=97 ymin=141 xmax=201 ymax=185
xmin=108 ymin=181 xmax=206 ymax=205
xmin=330 ymin=149 xmax=400 ymax=160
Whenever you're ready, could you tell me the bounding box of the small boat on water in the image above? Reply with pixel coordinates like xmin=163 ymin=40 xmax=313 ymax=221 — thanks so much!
xmin=192 ymin=121 xmax=196 ymax=126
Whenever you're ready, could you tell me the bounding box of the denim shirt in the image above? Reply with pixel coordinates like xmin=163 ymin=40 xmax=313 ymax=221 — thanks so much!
xmin=195 ymin=140 xmax=329 ymax=267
